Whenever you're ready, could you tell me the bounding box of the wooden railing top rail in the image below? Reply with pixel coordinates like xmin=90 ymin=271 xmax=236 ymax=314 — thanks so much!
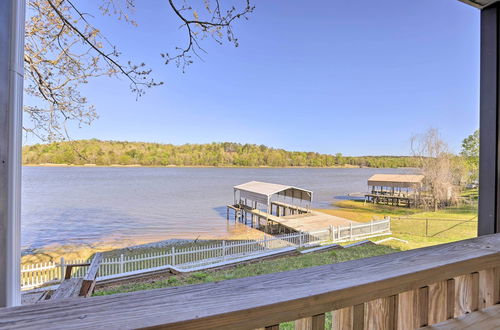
xmin=1 ymin=234 xmax=500 ymax=330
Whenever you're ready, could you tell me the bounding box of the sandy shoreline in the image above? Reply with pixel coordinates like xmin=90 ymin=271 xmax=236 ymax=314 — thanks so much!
xmin=21 ymin=222 xmax=273 ymax=264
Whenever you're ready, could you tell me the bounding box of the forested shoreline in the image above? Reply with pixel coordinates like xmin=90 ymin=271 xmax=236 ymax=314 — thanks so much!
xmin=22 ymin=140 xmax=420 ymax=168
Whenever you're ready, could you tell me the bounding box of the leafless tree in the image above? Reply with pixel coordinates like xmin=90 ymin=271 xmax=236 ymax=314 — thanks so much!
xmin=24 ymin=0 xmax=254 ymax=141
xmin=411 ymin=128 xmax=459 ymax=210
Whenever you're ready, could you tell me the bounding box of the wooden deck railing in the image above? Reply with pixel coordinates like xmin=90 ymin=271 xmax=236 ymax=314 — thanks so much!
xmin=1 ymin=234 xmax=499 ymax=329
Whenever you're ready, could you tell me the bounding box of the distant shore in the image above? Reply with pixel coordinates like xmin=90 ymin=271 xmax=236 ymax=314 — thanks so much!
xmin=23 ymin=163 xmax=362 ymax=169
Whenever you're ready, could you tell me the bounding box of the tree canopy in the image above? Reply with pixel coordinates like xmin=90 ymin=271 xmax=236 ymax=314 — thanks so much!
xmin=460 ymin=129 xmax=479 ymax=182
xmin=22 ymin=139 xmax=421 ymax=168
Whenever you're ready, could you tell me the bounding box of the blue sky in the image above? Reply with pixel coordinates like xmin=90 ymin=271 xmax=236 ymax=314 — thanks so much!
xmin=25 ymin=0 xmax=480 ymax=156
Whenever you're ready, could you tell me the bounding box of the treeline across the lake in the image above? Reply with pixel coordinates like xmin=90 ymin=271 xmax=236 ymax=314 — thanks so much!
xmin=22 ymin=140 xmax=421 ymax=168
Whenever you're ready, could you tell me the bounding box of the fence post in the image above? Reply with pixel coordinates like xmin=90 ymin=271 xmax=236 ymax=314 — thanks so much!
xmin=337 ymin=225 xmax=341 ymax=240
xmin=349 ymin=222 xmax=353 ymax=240
xmin=222 ymin=241 xmax=226 ymax=261
xmin=59 ymin=257 xmax=65 ymax=280
xmin=119 ymin=254 xmax=124 ymax=273
xmin=172 ymin=246 xmax=176 ymax=265
xmin=370 ymin=220 xmax=373 ymax=234
xmin=425 ymin=218 xmax=429 ymax=237
xmin=264 ymin=235 xmax=267 ymax=250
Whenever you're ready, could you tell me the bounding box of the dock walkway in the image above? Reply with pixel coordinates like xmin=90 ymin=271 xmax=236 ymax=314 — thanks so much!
xmin=228 ymin=202 xmax=359 ymax=234
xmin=276 ymin=211 xmax=356 ymax=232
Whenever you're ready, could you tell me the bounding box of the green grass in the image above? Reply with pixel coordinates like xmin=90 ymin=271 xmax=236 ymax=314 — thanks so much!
xmin=94 ymin=196 xmax=478 ymax=330
xmin=94 ymin=244 xmax=397 ymax=296
xmin=461 ymin=188 xmax=478 ymax=200
xmin=319 ymin=200 xmax=478 ymax=250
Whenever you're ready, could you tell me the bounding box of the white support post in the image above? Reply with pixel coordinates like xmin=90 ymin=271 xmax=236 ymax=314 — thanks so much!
xmin=329 ymin=225 xmax=334 ymax=242
xmin=172 ymin=247 xmax=176 ymax=265
xmin=60 ymin=257 xmax=65 ymax=281
xmin=349 ymin=222 xmax=353 ymax=240
xmin=370 ymin=220 xmax=373 ymax=234
xmin=0 ymin=0 xmax=25 ymax=307
xmin=222 ymin=241 xmax=226 ymax=261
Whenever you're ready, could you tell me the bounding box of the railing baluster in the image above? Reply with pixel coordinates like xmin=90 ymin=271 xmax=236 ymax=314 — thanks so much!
xmin=365 ymin=297 xmax=394 ymax=329
xmin=453 ymin=273 xmax=477 ymax=317
xmin=428 ymin=281 xmax=447 ymax=324
xmin=479 ymin=268 xmax=499 ymax=308
xmin=332 ymin=307 xmax=352 ymax=329
xmin=295 ymin=313 xmax=325 ymax=330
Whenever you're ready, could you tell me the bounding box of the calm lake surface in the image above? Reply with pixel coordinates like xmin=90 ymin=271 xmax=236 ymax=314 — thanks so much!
xmin=22 ymin=167 xmax=414 ymax=252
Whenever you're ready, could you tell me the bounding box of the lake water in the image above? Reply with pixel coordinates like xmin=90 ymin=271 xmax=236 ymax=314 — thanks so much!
xmin=22 ymin=167 xmax=414 ymax=252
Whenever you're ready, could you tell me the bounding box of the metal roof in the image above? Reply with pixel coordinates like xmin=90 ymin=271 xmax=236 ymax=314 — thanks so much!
xmin=233 ymin=181 xmax=313 ymax=204
xmin=458 ymin=0 xmax=499 ymax=8
xmin=368 ymin=174 xmax=425 ymax=188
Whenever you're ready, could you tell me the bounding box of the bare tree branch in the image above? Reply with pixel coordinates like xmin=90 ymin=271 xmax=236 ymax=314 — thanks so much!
xmin=24 ymin=0 xmax=253 ymax=141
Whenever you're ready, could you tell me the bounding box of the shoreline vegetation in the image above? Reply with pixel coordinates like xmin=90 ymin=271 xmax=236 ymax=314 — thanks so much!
xmin=23 ymin=139 xmax=421 ymax=168
xmin=23 ymin=163 xmax=362 ymax=168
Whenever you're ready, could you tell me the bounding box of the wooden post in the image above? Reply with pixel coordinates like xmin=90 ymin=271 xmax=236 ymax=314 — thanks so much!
xmin=0 ymin=0 xmax=25 ymax=307
xmin=172 ymin=247 xmax=176 ymax=266
xmin=222 ymin=241 xmax=226 ymax=261
xmin=329 ymin=225 xmax=334 ymax=242
xmin=478 ymin=3 xmax=500 ymax=234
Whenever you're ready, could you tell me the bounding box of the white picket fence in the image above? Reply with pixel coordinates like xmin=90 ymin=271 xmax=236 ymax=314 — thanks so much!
xmin=21 ymin=218 xmax=390 ymax=290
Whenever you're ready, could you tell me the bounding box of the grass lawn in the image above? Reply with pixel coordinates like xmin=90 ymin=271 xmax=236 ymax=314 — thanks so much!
xmin=94 ymin=197 xmax=478 ymax=329
xmin=95 ymin=244 xmax=397 ymax=295
xmin=94 ymin=243 xmax=397 ymax=328
xmin=318 ymin=200 xmax=478 ymax=250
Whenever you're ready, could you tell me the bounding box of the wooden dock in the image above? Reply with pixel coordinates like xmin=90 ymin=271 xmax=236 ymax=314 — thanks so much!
xmin=273 ymin=211 xmax=356 ymax=232
xmin=228 ymin=181 xmax=358 ymax=235
xmin=227 ymin=201 xmax=358 ymax=234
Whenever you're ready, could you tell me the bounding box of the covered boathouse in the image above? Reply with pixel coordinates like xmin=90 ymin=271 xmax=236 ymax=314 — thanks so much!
xmin=227 ymin=181 xmax=356 ymax=234
xmin=227 ymin=181 xmax=314 ymax=233
xmin=365 ymin=174 xmax=425 ymax=207
xmin=232 ymin=180 xmax=313 ymax=214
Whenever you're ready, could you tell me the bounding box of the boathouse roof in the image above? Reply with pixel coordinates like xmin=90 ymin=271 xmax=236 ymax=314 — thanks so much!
xmin=233 ymin=181 xmax=313 ymax=205
xmin=367 ymin=174 xmax=425 ymax=188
